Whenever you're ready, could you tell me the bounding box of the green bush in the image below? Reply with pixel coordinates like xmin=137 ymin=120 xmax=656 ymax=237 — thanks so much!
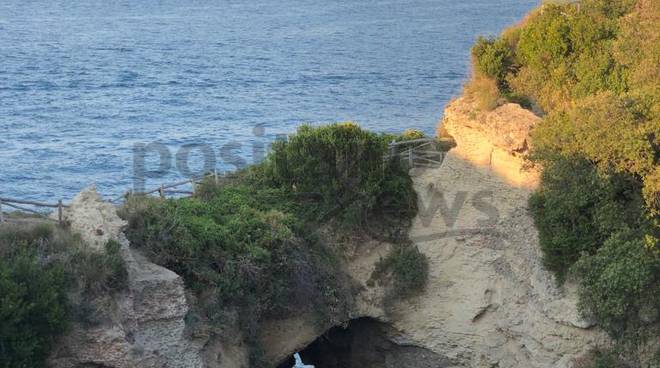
xmin=574 ymin=230 xmax=660 ymax=342
xmin=529 ymin=157 xmax=647 ymax=280
xmin=263 ymin=123 xmax=417 ymax=229
xmin=529 ymin=158 xmax=610 ymax=279
xmin=517 ymin=5 xmax=572 ymax=71
xmin=0 ymin=222 xmax=131 ymax=367
xmin=470 ymin=0 xmax=647 ymax=112
xmin=370 ymin=245 xmax=429 ymax=297
xmin=122 ymin=189 xmax=301 ymax=301
xmin=468 ymin=1 xmax=659 ymax=352
xmin=0 ymin=224 xmax=69 ymax=368
xmin=471 ymin=36 xmax=514 ymax=90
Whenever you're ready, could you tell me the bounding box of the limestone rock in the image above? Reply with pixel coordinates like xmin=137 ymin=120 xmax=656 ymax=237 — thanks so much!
xmin=381 ymin=98 xmax=609 ymax=367
xmin=52 ymin=186 xmax=126 ymax=252
xmin=48 ymin=190 xmax=212 ymax=368
xmin=440 ymin=97 xmax=541 ymax=189
xmin=48 ymin=96 xmax=612 ymax=368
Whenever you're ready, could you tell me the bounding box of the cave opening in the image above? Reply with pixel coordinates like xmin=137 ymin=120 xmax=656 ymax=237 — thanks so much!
xmin=276 ymin=317 xmax=450 ymax=368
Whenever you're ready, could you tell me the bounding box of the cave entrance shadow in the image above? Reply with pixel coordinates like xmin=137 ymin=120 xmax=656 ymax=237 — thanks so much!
xmin=276 ymin=317 xmax=451 ymax=368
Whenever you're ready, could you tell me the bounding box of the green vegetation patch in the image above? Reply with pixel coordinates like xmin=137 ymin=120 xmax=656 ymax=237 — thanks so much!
xmin=0 ymin=222 xmax=128 ymax=367
xmin=370 ymin=245 xmax=429 ymax=298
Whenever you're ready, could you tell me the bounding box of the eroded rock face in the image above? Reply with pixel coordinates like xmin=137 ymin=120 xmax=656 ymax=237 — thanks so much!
xmin=49 ymin=238 xmax=208 ymax=368
xmin=48 ymin=98 xmax=610 ymax=368
xmin=48 ymin=188 xmax=237 ymax=368
xmin=380 ymin=98 xmax=609 ymax=367
xmin=440 ymin=97 xmax=541 ymax=189
xmin=53 ymin=186 xmax=127 ymax=252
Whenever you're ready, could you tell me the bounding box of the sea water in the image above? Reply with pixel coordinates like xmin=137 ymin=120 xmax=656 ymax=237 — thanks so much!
xmin=0 ymin=0 xmax=537 ymax=202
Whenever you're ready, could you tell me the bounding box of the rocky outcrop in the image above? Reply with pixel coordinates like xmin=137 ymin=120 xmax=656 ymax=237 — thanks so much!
xmin=440 ymin=97 xmax=541 ymax=189
xmin=48 ymin=188 xmax=225 ymax=368
xmin=52 ymin=186 xmax=127 ymax=252
xmin=49 ymin=239 xmax=209 ymax=368
xmin=48 ymin=96 xmax=610 ymax=368
xmin=376 ymin=98 xmax=608 ymax=367
xmin=262 ymin=95 xmax=609 ymax=367
xmin=286 ymin=97 xmax=610 ymax=368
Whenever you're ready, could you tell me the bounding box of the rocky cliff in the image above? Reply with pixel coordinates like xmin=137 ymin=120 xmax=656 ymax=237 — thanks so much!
xmin=266 ymin=97 xmax=611 ymax=368
xmin=439 ymin=97 xmax=540 ymax=189
xmin=48 ymin=98 xmax=610 ymax=368
xmin=379 ymin=98 xmax=609 ymax=367
xmin=48 ymin=189 xmax=214 ymax=368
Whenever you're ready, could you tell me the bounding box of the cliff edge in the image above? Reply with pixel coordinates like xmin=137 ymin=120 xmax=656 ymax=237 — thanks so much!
xmin=440 ymin=97 xmax=540 ymax=189
xmin=378 ymin=98 xmax=609 ymax=367
xmin=46 ymin=99 xmax=611 ymax=368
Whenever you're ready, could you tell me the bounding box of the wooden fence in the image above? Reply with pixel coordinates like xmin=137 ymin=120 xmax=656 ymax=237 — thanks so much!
xmin=0 ymin=171 xmax=238 ymax=224
xmin=110 ymin=170 xmax=238 ymax=203
xmin=385 ymin=138 xmax=447 ymax=169
xmin=2 ymin=140 xmax=449 ymax=223
xmin=0 ymin=197 xmax=67 ymax=224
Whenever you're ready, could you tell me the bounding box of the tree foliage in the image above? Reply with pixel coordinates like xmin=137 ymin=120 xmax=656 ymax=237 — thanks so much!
xmin=575 ymin=230 xmax=660 ymax=341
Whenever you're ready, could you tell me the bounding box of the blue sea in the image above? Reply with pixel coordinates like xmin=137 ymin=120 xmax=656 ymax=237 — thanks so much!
xmin=0 ymin=0 xmax=537 ymax=203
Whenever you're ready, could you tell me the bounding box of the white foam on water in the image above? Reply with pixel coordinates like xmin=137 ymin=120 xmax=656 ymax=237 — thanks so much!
xmin=293 ymin=353 xmax=314 ymax=368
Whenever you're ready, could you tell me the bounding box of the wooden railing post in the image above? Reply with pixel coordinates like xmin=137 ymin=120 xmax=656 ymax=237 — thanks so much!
xmin=0 ymin=200 xmax=4 ymax=223
xmin=159 ymin=184 xmax=165 ymax=199
xmin=214 ymin=169 xmax=218 ymax=185
xmin=57 ymin=200 xmax=63 ymax=225
xmin=408 ymin=148 xmax=414 ymax=167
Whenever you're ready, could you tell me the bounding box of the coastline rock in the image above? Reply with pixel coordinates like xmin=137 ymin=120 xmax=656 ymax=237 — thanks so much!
xmin=440 ymin=97 xmax=541 ymax=189
xmin=48 ymin=97 xmax=611 ymax=368
xmin=380 ymin=98 xmax=608 ymax=367
xmin=52 ymin=186 xmax=126 ymax=252
xmin=48 ymin=190 xmax=211 ymax=368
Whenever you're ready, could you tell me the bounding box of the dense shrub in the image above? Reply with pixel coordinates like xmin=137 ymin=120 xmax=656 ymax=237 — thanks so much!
xmin=0 ymin=235 xmax=69 ymax=368
xmin=574 ymin=230 xmax=660 ymax=342
xmin=0 ymin=223 xmax=130 ymax=367
xmin=371 ymin=245 xmax=429 ymax=297
xmin=263 ymin=123 xmax=417 ymax=229
xmin=472 ymin=36 xmax=514 ymax=90
xmin=529 ymin=157 xmax=647 ymax=279
xmin=532 ymin=93 xmax=656 ymax=186
xmin=122 ymin=187 xmax=303 ymax=304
